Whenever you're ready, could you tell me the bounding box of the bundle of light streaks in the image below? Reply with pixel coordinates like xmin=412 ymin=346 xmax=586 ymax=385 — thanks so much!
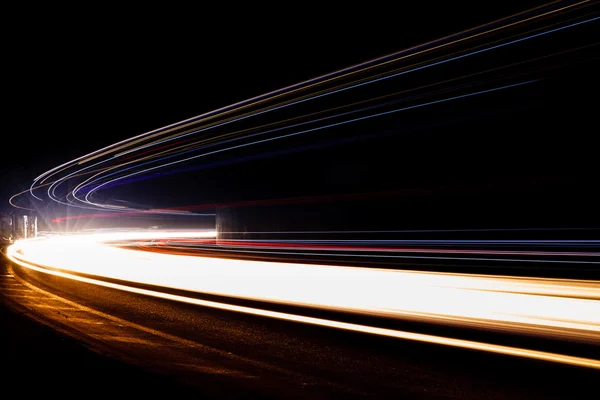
xmin=6 ymin=230 xmax=600 ymax=369
xmin=9 ymin=0 xmax=599 ymax=216
xmin=138 ymin=236 xmax=600 ymax=266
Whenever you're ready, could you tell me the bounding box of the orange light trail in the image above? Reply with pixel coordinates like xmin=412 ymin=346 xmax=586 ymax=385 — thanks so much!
xmin=6 ymin=230 xmax=600 ymax=369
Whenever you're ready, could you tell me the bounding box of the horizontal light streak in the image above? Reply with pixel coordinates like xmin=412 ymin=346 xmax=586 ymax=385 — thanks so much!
xmin=6 ymin=253 xmax=600 ymax=370
xmin=6 ymin=230 xmax=600 ymax=369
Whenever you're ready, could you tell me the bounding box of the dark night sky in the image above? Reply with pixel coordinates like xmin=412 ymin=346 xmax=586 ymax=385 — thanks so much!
xmin=2 ymin=1 xmax=589 ymax=220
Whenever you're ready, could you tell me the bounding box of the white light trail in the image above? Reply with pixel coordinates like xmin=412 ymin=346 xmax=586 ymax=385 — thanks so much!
xmin=6 ymin=230 xmax=600 ymax=369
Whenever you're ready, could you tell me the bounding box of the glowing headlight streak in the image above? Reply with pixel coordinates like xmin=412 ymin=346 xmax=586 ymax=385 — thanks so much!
xmin=187 ymin=246 xmax=600 ymax=267
xmin=110 ymin=13 xmax=599 ymax=163
xmin=73 ymin=78 xmax=503 ymax=206
xmin=55 ymin=21 xmax=586 ymax=211
xmin=6 ymin=229 xmax=600 ymax=370
xmin=82 ymin=80 xmax=539 ymax=206
xmin=69 ymin=55 xmax=571 ymax=207
xmin=22 ymin=1 xmax=593 ymax=206
xmin=59 ymin=73 xmax=515 ymax=207
xmin=174 ymin=239 xmax=600 ymax=258
xmin=104 ymin=51 xmax=542 ymax=182
xmin=108 ymin=2 xmax=595 ymax=163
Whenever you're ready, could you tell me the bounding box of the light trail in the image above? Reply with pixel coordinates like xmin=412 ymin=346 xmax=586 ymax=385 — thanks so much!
xmin=11 ymin=1 xmax=597 ymax=215
xmin=64 ymin=15 xmax=599 ymax=210
xmin=30 ymin=0 xmax=585 ymax=193
xmin=78 ymin=79 xmax=539 ymax=209
xmin=157 ymin=239 xmax=600 ymax=259
xmin=6 ymin=230 xmax=600 ymax=369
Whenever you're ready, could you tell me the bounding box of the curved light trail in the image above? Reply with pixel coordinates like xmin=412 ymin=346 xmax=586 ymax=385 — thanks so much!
xmin=9 ymin=1 xmax=598 ymax=217
xmin=6 ymin=230 xmax=600 ymax=369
